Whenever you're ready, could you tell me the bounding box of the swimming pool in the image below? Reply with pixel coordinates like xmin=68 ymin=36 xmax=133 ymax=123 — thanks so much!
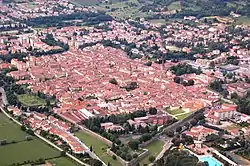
xmin=199 ymin=156 xmax=222 ymax=166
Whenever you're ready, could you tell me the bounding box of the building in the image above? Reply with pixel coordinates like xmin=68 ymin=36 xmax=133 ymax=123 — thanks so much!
xmin=214 ymin=104 xmax=236 ymax=120
xmin=100 ymin=122 xmax=124 ymax=131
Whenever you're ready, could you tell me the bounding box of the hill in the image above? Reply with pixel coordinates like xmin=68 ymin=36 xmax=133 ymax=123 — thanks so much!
xmin=141 ymin=0 xmax=250 ymax=19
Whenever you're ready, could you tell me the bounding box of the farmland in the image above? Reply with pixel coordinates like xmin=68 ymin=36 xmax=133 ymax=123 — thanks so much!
xmin=0 ymin=113 xmax=76 ymax=166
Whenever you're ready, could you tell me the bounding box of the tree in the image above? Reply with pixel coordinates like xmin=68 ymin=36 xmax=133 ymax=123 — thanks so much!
xmin=149 ymin=155 xmax=155 ymax=163
xmin=144 ymin=61 xmax=152 ymax=66
xmin=90 ymin=145 xmax=93 ymax=152
xmin=60 ymin=151 xmax=66 ymax=157
xmin=21 ymin=125 xmax=26 ymax=131
xmin=190 ymin=119 xmax=198 ymax=126
xmin=109 ymin=78 xmax=118 ymax=85
xmin=175 ymin=126 xmax=182 ymax=133
xmin=133 ymin=153 xmax=138 ymax=158
xmin=128 ymin=140 xmax=140 ymax=150
xmin=149 ymin=107 xmax=157 ymax=115
xmin=112 ymin=155 xmax=117 ymax=160
xmin=174 ymin=76 xmax=181 ymax=84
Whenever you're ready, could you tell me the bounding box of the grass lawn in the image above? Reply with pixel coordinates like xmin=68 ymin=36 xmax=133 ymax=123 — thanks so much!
xmin=0 ymin=113 xmax=30 ymax=141
xmin=165 ymin=45 xmax=182 ymax=52
xmin=140 ymin=140 xmax=164 ymax=165
xmin=236 ymin=16 xmax=250 ymax=25
xmin=175 ymin=112 xmax=192 ymax=120
xmin=95 ymin=0 xmax=149 ymax=19
xmin=149 ymin=19 xmax=167 ymax=25
xmin=75 ymin=131 xmax=121 ymax=166
xmin=47 ymin=157 xmax=79 ymax=166
xmin=17 ymin=94 xmax=46 ymax=107
xmin=71 ymin=0 xmax=99 ymax=6
xmin=0 ymin=139 xmax=60 ymax=166
xmin=168 ymin=1 xmax=181 ymax=11
xmin=166 ymin=109 xmax=185 ymax=115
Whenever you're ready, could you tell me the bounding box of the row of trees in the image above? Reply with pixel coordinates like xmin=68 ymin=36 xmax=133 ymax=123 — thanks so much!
xmin=170 ymin=63 xmax=202 ymax=76
xmin=24 ymin=11 xmax=112 ymax=28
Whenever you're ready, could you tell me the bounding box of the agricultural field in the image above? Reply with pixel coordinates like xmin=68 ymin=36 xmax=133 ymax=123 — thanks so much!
xmin=17 ymin=94 xmax=46 ymax=107
xmin=75 ymin=131 xmax=122 ymax=166
xmin=167 ymin=1 xmax=181 ymax=11
xmin=0 ymin=113 xmax=76 ymax=166
xmin=71 ymin=0 xmax=99 ymax=6
xmin=235 ymin=16 xmax=250 ymax=25
xmin=0 ymin=113 xmax=29 ymax=141
xmin=140 ymin=140 xmax=164 ymax=165
xmin=0 ymin=139 xmax=60 ymax=165
xmin=47 ymin=157 xmax=80 ymax=166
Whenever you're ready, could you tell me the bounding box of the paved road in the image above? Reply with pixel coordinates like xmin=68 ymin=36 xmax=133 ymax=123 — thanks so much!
xmin=0 ymin=87 xmax=8 ymax=105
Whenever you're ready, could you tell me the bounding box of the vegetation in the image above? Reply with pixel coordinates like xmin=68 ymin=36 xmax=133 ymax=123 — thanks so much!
xmin=47 ymin=157 xmax=80 ymax=166
xmin=140 ymin=140 xmax=164 ymax=165
xmin=231 ymin=93 xmax=250 ymax=115
xmin=166 ymin=109 xmax=185 ymax=115
xmin=24 ymin=11 xmax=112 ymax=28
xmin=156 ymin=148 xmax=202 ymax=166
xmin=209 ymin=79 xmax=229 ymax=97
xmin=17 ymin=94 xmax=46 ymax=107
xmin=75 ymin=131 xmax=121 ymax=166
xmin=170 ymin=63 xmax=202 ymax=76
xmin=0 ymin=114 xmax=62 ymax=166
xmin=41 ymin=34 xmax=69 ymax=51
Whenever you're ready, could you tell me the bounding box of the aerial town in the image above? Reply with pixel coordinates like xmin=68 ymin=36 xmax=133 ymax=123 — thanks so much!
xmin=1 ymin=0 xmax=250 ymax=166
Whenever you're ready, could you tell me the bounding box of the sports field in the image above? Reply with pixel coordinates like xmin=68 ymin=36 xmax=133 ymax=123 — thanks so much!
xmin=75 ymin=131 xmax=122 ymax=166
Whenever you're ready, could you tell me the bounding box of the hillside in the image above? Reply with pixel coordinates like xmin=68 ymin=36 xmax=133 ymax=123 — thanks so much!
xmin=141 ymin=0 xmax=250 ymax=18
xmin=72 ymin=0 xmax=250 ymax=21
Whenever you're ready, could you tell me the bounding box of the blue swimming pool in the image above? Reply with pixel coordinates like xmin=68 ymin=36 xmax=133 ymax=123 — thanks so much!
xmin=199 ymin=156 xmax=222 ymax=166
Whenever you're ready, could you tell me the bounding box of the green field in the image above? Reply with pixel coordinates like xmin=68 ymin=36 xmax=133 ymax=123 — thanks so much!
xmin=168 ymin=1 xmax=181 ymax=11
xmin=140 ymin=140 xmax=164 ymax=165
xmin=75 ymin=131 xmax=121 ymax=166
xmin=72 ymin=0 xmax=99 ymax=6
xmin=47 ymin=157 xmax=79 ymax=166
xmin=175 ymin=112 xmax=192 ymax=120
xmin=0 ymin=114 xmax=29 ymax=141
xmin=17 ymin=94 xmax=46 ymax=107
xmin=0 ymin=138 xmax=60 ymax=165
xmin=166 ymin=109 xmax=185 ymax=115
xmin=0 ymin=113 xmax=77 ymax=166
xmin=235 ymin=16 xmax=250 ymax=25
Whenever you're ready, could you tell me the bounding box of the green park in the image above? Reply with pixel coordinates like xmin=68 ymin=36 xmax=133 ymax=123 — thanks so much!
xmin=75 ymin=131 xmax=122 ymax=166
